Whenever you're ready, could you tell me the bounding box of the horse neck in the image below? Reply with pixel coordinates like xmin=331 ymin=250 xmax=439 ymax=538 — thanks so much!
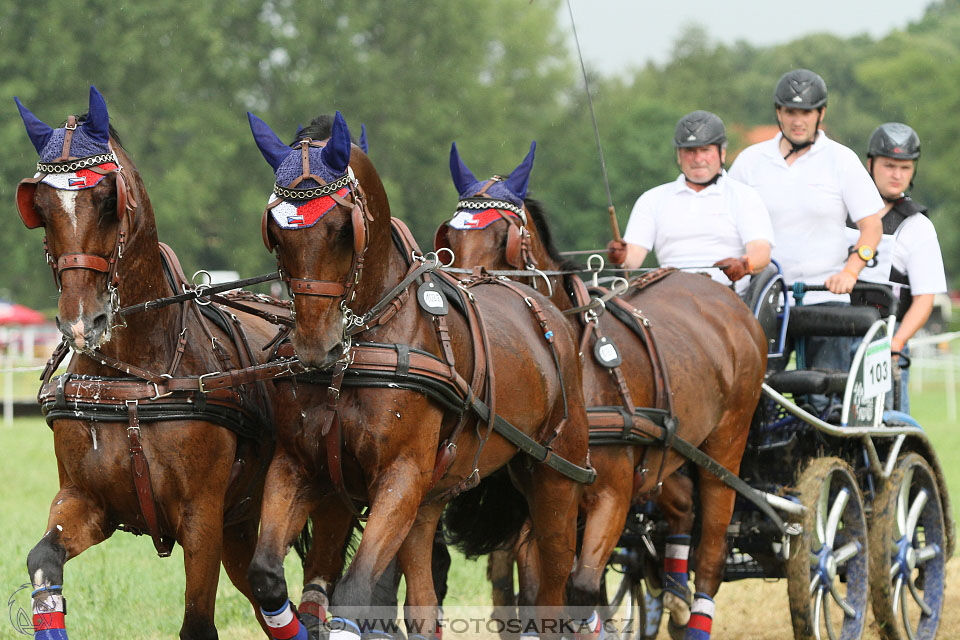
xmin=353 ymin=214 xmax=408 ymax=314
xmin=94 ymin=190 xmax=183 ymax=368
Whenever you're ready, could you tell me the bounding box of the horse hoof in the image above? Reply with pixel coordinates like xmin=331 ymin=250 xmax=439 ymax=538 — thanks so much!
xmin=662 ymin=591 xmax=690 ymax=627
xmin=666 ymin=618 xmax=686 ymax=640
xmin=300 ymin=613 xmax=324 ymax=640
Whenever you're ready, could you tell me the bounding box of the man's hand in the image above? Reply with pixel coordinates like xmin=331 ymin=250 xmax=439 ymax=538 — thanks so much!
xmin=825 ymin=269 xmax=858 ymax=294
xmin=607 ymin=240 xmax=628 ymax=266
xmin=713 ymin=256 xmax=751 ymax=282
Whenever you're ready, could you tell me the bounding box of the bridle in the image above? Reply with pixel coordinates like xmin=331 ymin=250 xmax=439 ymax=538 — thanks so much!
xmin=434 ymin=177 xmax=534 ymax=270
xmin=261 ymin=138 xmax=372 ymax=324
xmin=15 ymin=115 xmax=138 ymax=302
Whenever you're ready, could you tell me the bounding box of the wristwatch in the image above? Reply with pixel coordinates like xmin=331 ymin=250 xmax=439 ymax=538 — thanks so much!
xmin=848 ymin=245 xmax=877 ymax=266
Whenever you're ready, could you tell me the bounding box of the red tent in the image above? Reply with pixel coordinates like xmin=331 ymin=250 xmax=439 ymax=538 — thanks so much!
xmin=0 ymin=301 xmax=46 ymax=325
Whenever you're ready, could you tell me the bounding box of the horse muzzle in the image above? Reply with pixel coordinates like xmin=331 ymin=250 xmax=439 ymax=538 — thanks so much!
xmin=55 ymin=309 xmax=112 ymax=351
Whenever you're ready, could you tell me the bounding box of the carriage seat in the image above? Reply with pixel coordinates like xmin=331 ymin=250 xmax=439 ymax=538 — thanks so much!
xmin=786 ymin=304 xmax=880 ymax=338
xmin=765 ymin=369 xmax=849 ymax=396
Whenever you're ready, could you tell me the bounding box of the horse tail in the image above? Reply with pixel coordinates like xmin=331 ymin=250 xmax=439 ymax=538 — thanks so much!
xmin=443 ymin=467 xmax=528 ymax=558
xmin=292 ymin=520 xmax=313 ymax=566
xmin=292 ymin=517 xmax=362 ymax=568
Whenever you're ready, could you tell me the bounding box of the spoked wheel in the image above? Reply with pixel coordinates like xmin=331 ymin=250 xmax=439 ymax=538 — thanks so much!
xmin=603 ymin=547 xmax=662 ymax=640
xmin=787 ymin=458 xmax=869 ymax=640
xmin=868 ymin=453 xmax=946 ymax=640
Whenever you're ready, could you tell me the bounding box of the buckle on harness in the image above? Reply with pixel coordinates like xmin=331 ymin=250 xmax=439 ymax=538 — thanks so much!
xmin=198 ymin=372 xmax=221 ymax=394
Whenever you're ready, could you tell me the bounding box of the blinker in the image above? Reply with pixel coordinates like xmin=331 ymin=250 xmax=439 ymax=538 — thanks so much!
xmin=16 ymin=178 xmax=43 ymax=228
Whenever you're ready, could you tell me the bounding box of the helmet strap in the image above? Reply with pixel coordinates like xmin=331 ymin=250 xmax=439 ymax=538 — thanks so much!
xmin=686 ymin=171 xmax=722 ymax=187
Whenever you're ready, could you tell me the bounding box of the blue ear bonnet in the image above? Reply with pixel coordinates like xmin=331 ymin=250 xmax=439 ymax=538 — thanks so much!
xmin=274 ymin=146 xmax=343 ymax=190
xmin=455 ymin=178 xmax=525 ymax=206
xmin=450 ymin=141 xmax=536 ymax=208
xmin=38 ymin=127 xmax=111 ymax=163
xmin=15 ymin=86 xmax=113 ymax=162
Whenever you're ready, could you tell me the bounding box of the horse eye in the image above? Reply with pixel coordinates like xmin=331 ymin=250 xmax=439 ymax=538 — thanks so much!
xmin=100 ymin=195 xmax=118 ymax=217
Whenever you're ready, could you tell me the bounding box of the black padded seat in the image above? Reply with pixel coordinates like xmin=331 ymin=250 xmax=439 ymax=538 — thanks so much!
xmin=766 ymin=369 xmax=850 ymax=396
xmin=786 ymin=304 xmax=880 ymax=338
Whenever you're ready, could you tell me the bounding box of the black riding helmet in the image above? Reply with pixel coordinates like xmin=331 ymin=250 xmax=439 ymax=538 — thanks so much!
xmin=674 ymin=110 xmax=727 ymax=148
xmin=774 ymin=69 xmax=827 ymax=159
xmin=774 ymin=69 xmax=827 ymax=110
xmin=674 ymin=110 xmax=726 ymax=186
xmin=867 ymin=122 xmax=921 ymax=196
xmin=867 ymin=123 xmax=920 ymax=160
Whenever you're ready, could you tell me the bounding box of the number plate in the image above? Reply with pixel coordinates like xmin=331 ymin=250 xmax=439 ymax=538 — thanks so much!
xmin=861 ymin=337 xmax=892 ymax=397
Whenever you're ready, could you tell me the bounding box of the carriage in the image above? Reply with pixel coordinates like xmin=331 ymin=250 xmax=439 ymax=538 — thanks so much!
xmin=603 ymin=268 xmax=954 ymax=640
xmin=13 ymin=88 xmax=951 ymax=640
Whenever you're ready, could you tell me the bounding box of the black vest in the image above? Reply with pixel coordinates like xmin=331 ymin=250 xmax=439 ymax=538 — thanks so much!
xmin=846 ymin=196 xmax=928 ymax=320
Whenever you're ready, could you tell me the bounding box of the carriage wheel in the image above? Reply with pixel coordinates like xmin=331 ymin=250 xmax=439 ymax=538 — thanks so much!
xmin=787 ymin=458 xmax=869 ymax=640
xmin=868 ymin=453 xmax=946 ymax=640
xmin=604 ymin=549 xmax=662 ymax=640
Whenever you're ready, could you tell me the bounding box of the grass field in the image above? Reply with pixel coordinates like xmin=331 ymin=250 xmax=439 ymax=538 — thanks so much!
xmin=0 ymin=381 xmax=956 ymax=638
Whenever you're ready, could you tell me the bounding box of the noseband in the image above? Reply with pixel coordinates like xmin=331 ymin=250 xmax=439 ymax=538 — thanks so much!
xmin=16 ymin=115 xmax=139 ymax=298
xmin=435 ymin=177 xmax=533 ymax=270
xmin=262 ymin=139 xmax=372 ymax=308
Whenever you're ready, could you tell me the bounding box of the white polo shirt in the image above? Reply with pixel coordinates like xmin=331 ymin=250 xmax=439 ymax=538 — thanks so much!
xmin=729 ymin=131 xmax=883 ymax=304
xmin=845 ymin=213 xmax=947 ymax=295
xmin=623 ymin=171 xmax=775 ymax=292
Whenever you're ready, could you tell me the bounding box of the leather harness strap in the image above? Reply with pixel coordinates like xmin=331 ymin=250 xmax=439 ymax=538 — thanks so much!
xmin=125 ymin=400 xmax=174 ymax=556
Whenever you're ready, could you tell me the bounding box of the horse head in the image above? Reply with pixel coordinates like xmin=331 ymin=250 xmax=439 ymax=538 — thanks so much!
xmin=250 ymin=110 xmax=390 ymax=368
xmin=14 ymin=86 xmax=147 ymax=351
xmin=435 ymin=141 xmax=539 ymax=270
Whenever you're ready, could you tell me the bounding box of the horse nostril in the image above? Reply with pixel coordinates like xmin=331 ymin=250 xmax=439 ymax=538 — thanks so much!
xmin=91 ymin=313 xmax=109 ymax=334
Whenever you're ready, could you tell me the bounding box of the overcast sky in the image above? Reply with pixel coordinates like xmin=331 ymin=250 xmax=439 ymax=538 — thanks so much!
xmin=564 ymin=0 xmax=933 ymax=76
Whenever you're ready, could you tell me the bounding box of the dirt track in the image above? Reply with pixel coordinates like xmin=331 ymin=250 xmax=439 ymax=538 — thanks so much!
xmin=671 ymin=556 xmax=960 ymax=639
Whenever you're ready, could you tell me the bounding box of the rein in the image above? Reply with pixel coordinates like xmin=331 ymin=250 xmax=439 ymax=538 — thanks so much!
xmin=119 ymin=271 xmax=282 ymax=316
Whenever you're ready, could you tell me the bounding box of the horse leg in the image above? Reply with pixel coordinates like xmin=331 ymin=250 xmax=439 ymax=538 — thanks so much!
xmin=396 ymin=503 xmax=444 ymax=640
xmin=684 ymin=422 xmax=749 ymax=640
xmin=568 ymin=458 xmax=634 ymax=638
xmin=221 ymin=517 xmax=270 ymax=638
xmin=523 ymin=466 xmax=580 ymax=639
xmin=27 ymin=485 xmax=109 ymax=640
xmin=247 ymin=452 xmax=315 ymax=640
xmin=299 ymin=496 xmax=357 ymax=637
xmin=657 ymin=473 xmax=696 ymax=634
xmin=177 ymin=495 xmax=231 ymax=640
xmin=330 ymin=459 xmax=425 ymax=637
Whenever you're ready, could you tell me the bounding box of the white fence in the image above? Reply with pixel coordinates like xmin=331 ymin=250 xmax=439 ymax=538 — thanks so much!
xmin=908 ymin=330 xmax=960 ymax=422
xmin=2 ymin=327 xmax=959 ymax=425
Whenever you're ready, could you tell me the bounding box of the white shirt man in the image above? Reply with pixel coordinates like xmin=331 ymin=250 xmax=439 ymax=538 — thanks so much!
xmin=622 ymin=170 xmax=775 ymax=293
xmin=609 ymin=110 xmax=774 ymax=290
xmin=729 ymin=129 xmax=883 ymax=304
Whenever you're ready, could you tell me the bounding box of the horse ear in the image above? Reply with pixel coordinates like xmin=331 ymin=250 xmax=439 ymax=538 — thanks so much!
xmin=85 ymin=86 xmax=110 ymax=146
xmin=359 ymin=124 xmax=368 ymax=154
xmin=321 ymin=111 xmax=351 ymax=172
xmin=504 ymin=141 xmax=536 ymax=200
xmin=449 ymin=142 xmax=479 ymax=195
xmin=248 ymin=112 xmax=292 ymax=171
xmin=14 ymin=97 xmax=54 ymax=154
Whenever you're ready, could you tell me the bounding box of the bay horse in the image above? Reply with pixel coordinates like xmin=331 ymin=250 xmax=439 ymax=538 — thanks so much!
xmin=245 ymin=111 xmax=594 ymax=640
xmin=14 ymin=87 xmax=285 ymax=640
xmin=434 ymin=142 xmax=768 ymax=640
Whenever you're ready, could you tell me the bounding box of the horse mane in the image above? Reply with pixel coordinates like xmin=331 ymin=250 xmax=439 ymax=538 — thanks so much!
xmin=523 ymin=195 xmax=579 ymax=271
xmin=292 ymin=114 xmax=359 ymax=146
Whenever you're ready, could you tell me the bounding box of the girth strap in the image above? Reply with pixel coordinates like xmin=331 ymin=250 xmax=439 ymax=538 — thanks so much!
xmin=125 ymin=400 xmax=174 ymax=557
